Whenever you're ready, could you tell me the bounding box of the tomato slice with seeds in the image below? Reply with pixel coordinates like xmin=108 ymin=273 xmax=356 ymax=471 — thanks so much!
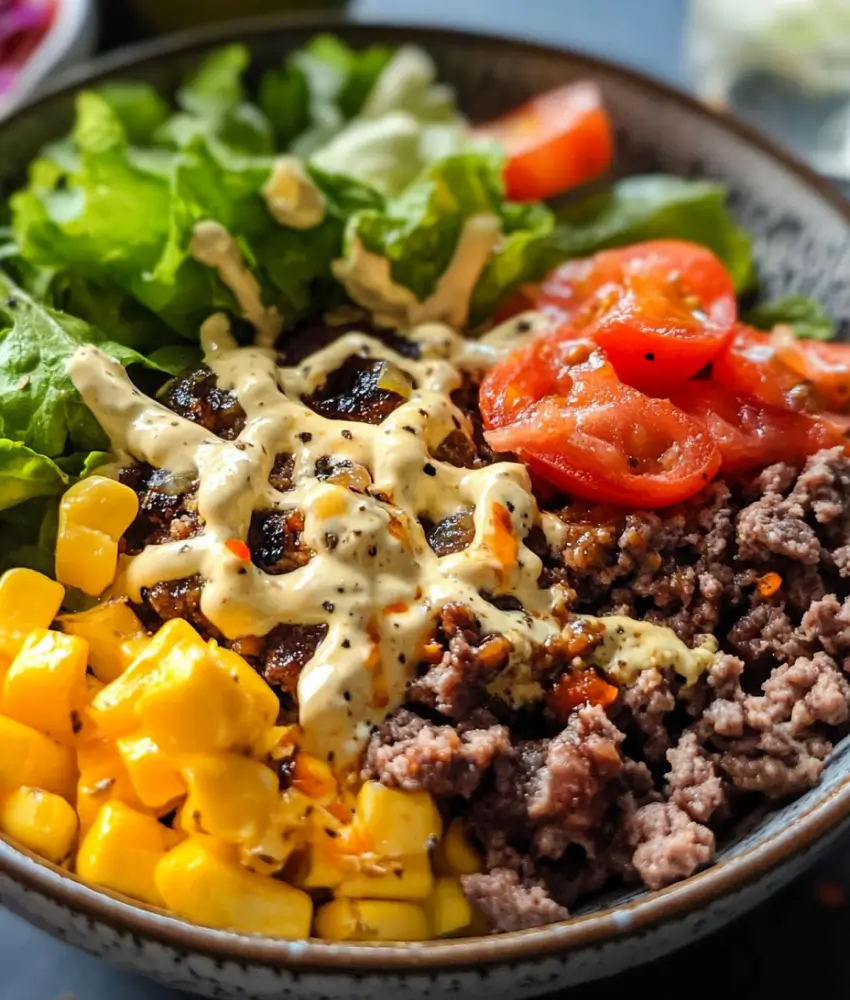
xmin=713 ymin=323 xmax=850 ymax=415
xmin=534 ymin=240 xmax=737 ymax=393
xmin=668 ymin=379 xmax=847 ymax=474
xmin=481 ymin=332 xmax=721 ymax=508
xmin=470 ymin=82 xmax=614 ymax=202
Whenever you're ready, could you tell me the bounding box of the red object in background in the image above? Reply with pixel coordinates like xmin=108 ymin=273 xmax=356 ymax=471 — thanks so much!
xmin=470 ymin=81 xmax=614 ymax=201
xmin=0 ymin=0 xmax=57 ymax=95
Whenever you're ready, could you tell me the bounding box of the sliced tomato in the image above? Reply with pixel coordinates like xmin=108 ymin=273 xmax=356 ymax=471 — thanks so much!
xmin=713 ymin=323 xmax=850 ymax=415
xmin=534 ymin=240 xmax=737 ymax=393
xmin=481 ymin=336 xmax=721 ymax=508
xmin=470 ymin=82 xmax=614 ymax=202
xmin=669 ymin=380 xmax=847 ymax=473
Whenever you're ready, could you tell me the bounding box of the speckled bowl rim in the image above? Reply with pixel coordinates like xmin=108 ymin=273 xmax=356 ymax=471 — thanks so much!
xmin=3 ymin=11 xmax=850 ymax=974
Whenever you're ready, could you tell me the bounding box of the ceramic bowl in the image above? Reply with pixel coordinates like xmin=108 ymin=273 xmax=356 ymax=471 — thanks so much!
xmin=2 ymin=15 xmax=850 ymax=1000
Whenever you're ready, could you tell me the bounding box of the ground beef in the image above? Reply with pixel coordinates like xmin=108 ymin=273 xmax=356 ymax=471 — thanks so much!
xmin=461 ymin=868 xmax=569 ymax=932
xmin=119 ymin=464 xmax=202 ymax=555
xmin=248 ymin=509 xmax=312 ymax=575
xmin=160 ymin=365 xmax=245 ymax=440
xmin=632 ymin=802 xmax=715 ymax=891
xmin=302 ymin=355 xmax=410 ymax=424
xmin=619 ymin=667 xmax=676 ymax=761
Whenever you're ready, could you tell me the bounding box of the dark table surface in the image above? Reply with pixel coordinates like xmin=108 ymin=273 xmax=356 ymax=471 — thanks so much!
xmin=3 ymin=1 xmax=848 ymax=997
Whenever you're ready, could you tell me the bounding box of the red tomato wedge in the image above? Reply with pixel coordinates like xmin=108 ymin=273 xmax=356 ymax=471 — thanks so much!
xmin=470 ymin=82 xmax=614 ymax=202
xmin=669 ymin=380 xmax=846 ymax=473
xmin=481 ymin=332 xmax=721 ymax=508
xmin=535 ymin=240 xmax=736 ymax=394
xmin=714 ymin=323 xmax=850 ymax=415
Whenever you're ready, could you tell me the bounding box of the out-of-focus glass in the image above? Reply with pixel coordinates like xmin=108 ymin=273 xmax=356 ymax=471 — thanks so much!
xmin=128 ymin=0 xmax=347 ymax=35
xmin=686 ymin=0 xmax=850 ymax=179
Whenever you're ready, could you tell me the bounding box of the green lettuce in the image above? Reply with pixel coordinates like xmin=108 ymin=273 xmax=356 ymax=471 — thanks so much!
xmin=0 ymin=269 xmax=167 ymax=457
xmin=554 ymin=175 xmax=756 ymax=293
xmin=338 ymin=151 xmax=559 ymax=326
xmin=0 ymin=440 xmax=69 ymax=511
xmin=744 ymin=294 xmax=836 ymax=340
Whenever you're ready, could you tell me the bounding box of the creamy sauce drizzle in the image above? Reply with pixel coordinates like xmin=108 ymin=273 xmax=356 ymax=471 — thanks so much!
xmin=262 ymin=156 xmax=327 ymax=230
xmin=68 ymin=310 xmax=716 ymax=768
xmin=190 ymin=222 xmax=282 ymax=348
xmin=333 ymin=214 xmax=501 ymax=331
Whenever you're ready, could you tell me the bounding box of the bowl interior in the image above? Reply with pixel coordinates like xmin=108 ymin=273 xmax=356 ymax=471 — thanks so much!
xmin=1 ymin=15 xmax=850 ymax=969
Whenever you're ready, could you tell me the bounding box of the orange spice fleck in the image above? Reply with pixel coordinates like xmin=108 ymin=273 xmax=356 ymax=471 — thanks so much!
xmin=225 ymin=538 xmax=251 ymax=560
xmin=383 ymin=602 xmax=409 ymax=616
xmin=548 ymin=670 xmax=619 ymax=720
xmin=487 ymin=502 xmax=518 ymax=582
xmin=757 ymin=572 xmax=782 ymax=598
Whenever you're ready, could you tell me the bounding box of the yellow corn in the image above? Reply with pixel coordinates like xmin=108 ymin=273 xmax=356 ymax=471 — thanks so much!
xmin=55 ymin=524 xmax=118 ymax=597
xmin=433 ymin=819 xmax=483 ymax=876
xmin=2 ymin=630 xmax=88 ymax=744
xmin=0 ymin=786 xmax=78 ymax=864
xmin=179 ymin=754 xmax=278 ymax=844
xmin=423 ymin=877 xmax=472 ymax=938
xmin=55 ymin=477 xmax=139 ymax=596
xmin=355 ymin=782 xmax=442 ymax=857
xmin=89 ymin=619 xmax=205 ymax=736
xmin=314 ymin=899 xmax=429 ymax=942
xmin=0 ymin=715 xmax=76 ymax=800
xmin=76 ymin=738 xmax=144 ymax=833
xmin=289 ymin=843 xmax=344 ymax=890
xmin=155 ymin=837 xmax=313 ymax=938
xmin=208 ymin=643 xmax=280 ymax=748
xmin=335 ymin=852 xmax=434 ymax=901
xmin=116 ymin=735 xmax=186 ymax=811
xmin=76 ymin=801 xmax=168 ymax=905
xmin=59 ymin=600 xmax=147 ymax=683
xmin=0 ymin=569 xmax=65 ymax=660
xmin=59 ymin=476 xmax=140 ymax=539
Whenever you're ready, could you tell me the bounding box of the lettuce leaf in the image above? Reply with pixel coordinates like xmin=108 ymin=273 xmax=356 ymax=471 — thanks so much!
xmin=554 ymin=175 xmax=756 ymax=293
xmin=0 ymin=496 xmax=59 ymax=576
xmin=156 ymin=45 xmax=273 ymax=155
xmin=340 ymin=151 xmax=558 ymax=325
xmin=0 ymin=440 xmax=69 ymax=511
xmin=744 ymin=294 xmax=836 ymax=340
xmin=0 ymin=269 xmax=167 ymax=457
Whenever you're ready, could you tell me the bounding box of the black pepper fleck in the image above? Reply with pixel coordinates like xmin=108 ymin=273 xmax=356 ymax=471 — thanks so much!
xmin=645 ymin=352 xmax=655 ymax=361
xmin=341 ymin=429 xmax=353 ymax=440
xmin=403 ymin=426 xmax=417 ymax=435
xmin=322 ymin=601 xmax=335 ymax=614
xmin=343 ymin=690 xmax=351 ymax=701
xmin=342 ymin=639 xmax=351 ymax=649
xmin=70 ymin=710 xmax=83 ymax=735
xmin=368 ymin=545 xmax=377 ymax=557
xmin=398 ymin=653 xmax=406 ymax=664
xmin=298 ymin=432 xmax=313 ymax=443
xmin=516 ymin=319 xmax=531 ymax=333
xmin=506 ymin=501 xmax=515 ymax=513
xmin=423 ymin=463 xmax=437 ymax=477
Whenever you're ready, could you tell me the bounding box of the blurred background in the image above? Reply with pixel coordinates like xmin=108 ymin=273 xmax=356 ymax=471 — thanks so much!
xmin=7 ymin=0 xmax=850 ymax=177
xmin=3 ymin=0 xmax=850 ymax=998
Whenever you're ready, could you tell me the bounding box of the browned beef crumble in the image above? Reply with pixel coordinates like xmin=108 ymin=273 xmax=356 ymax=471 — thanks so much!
xmin=121 ymin=352 xmax=850 ymax=935
xmin=365 ymin=448 xmax=850 ymax=932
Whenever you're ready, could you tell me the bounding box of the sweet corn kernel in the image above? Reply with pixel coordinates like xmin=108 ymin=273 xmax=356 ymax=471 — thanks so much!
xmin=0 ymin=569 xmax=65 ymax=659
xmin=314 ymin=899 xmax=429 ymax=942
xmin=423 ymin=877 xmax=472 ymax=938
xmin=116 ymin=735 xmax=186 ymax=811
xmin=238 ymin=825 xmax=295 ymax=877
xmin=3 ymin=630 xmax=88 ymax=743
xmin=180 ymin=754 xmax=278 ymax=843
xmin=90 ymin=619 xmax=205 ymax=736
xmin=136 ymin=643 xmax=254 ymax=754
xmin=76 ymin=738 xmax=144 ymax=833
xmin=0 ymin=786 xmax=78 ymax=864
xmin=290 ymin=843 xmax=344 ymax=890
xmin=291 ymin=753 xmax=337 ymax=803
xmin=59 ymin=476 xmax=140 ymax=540
xmin=433 ymin=819 xmax=483 ymax=876
xmin=59 ymin=600 xmax=147 ymax=683
xmin=76 ymin=801 xmax=168 ymax=905
xmin=355 ymin=782 xmax=442 ymax=857
xmin=208 ymin=643 xmax=280 ymax=748
xmin=155 ymin=837 xmax=313 ymax=938
xmin=0 ymin=715 xmax=76 ymax=799
xmin=335 ymin=852 xmax=434 ymax=901
xmin=55 ymin=523 xmax=119 ymax=597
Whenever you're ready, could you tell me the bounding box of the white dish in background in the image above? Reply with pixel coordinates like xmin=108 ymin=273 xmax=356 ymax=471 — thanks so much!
xmin=0 ymin=0 xmax=97 ymax=119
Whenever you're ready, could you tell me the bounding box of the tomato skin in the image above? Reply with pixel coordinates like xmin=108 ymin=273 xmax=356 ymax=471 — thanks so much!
xmin=714 ymin=323 xmax=850 ymax=415
xmin=471 ymin=82 xmax=614 ymax=202
xmin=534 ymin=240 xmax=737 ymax=393
xmin=669 ymin=379 xmax=846 ymax=473
xmin=482 ymin=334 xmax=721 ymax=509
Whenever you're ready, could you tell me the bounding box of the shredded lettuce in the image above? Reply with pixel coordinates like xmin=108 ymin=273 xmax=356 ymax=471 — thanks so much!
xmin=554 ymin=174 xmax=756 ymax=293
xmin=744 ymin=294 xmax=836 ymax=340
